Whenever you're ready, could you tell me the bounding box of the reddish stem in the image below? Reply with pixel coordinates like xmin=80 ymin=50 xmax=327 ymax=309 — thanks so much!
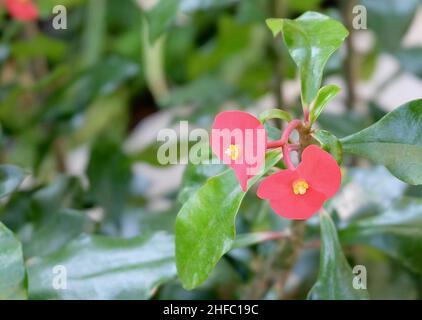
xmin=282 ymin=144 xmax=295 ymax=170
xmin=267 ymin=119 xmax=302 ymax=149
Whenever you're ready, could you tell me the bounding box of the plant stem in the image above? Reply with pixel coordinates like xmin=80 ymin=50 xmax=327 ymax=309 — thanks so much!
xmin=342 ymin=0 xmax=358 ymax=110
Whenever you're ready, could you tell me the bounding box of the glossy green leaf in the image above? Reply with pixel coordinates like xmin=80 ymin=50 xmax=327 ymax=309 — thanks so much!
xmin=362 ymin=0 xmax=419 ymax=52
xmin=0 ymin=165 xmax=25 ymax=199
xmin=266 ymin=12 xmax=348 ymax=104
xmin=340 ymin=198 xmax=422 ymax=274
xmin=0 ymin=222 xmax=27 ymax=299
xmin=258 ymin=108 xmax=293 ymax=123
xmin=309 ymin=85 xmax=340 ymax=125
xmin=27 ymin=232 xmax=175 ymax=299
xmin=341 ymin=99 xmax=422 ymax=185
xmin=176 ymin=150 xmax=282 ymax=290
xmin=308 ymin=211 xmax=369 ymax=300
xmin=312 ymin=129 xmax=342 ymax=164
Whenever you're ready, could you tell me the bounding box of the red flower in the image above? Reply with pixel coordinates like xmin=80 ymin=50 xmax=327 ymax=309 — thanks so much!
xmin=211 ymin=111 xmax=267 ymax=191
xmin=5 ymin=0 xmax=38 ymax=22
xmin=257 ymin=145 xmax=341 ymax=220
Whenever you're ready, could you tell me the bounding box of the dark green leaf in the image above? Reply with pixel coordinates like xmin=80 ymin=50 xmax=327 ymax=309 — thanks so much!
xmin=0 ymin=222 xmax=27 ymax=299
xmin=176 ymin=150 xmax=282 ymax=290
xmin=27 ymin=232 xmax=175 ymax=299
xmin=266 ymin=12 xmax=348 ymax=104
xmin=340 ymin=198 xmax=422 ymax=274
xmin=87 ymin=137 xmax=131 ymax=227
xmin=0 ymin=165 xmax=25 ymax=199
xmin=308 ymin=211 xmax=369 ymax=300
xmin=312 ymin=129 xmax=342 ymax=164
xmin=341 ymin=99 xmax=422 ymax=185
xmin=23 ymin=209 xmax=93 ymax=259
xmin=309 ymin=85 xmax=340 ymax=125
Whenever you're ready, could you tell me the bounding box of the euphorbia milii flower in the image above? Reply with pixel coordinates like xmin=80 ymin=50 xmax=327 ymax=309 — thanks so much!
xmin=211 ymin=111 xmax=267 ymax=192
xmin=5 ymin=0 xmax=39 ymax=22
xmin=257 ymin=145 xmax=341 ymax=220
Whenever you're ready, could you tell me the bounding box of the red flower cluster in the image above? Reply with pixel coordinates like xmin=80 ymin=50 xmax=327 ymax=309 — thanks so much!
xmin=5 ymin=0 xmax=38 ymax=22
xmin=210 ymin=111 xmax=341 ymax=220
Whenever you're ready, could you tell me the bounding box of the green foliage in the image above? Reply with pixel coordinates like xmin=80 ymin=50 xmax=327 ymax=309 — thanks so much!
xmin=312 ymin=129 xmax=342 ymax=164
xmin=266 ymin=12 xmax=348 ymax=105
xmin=0 ymin=165 xmax=25 ymax=199
xmin=176 ymin=150 xmax=281 ymax=290
xmin=309 ymin=85 xmax=340 ymax=125
xmin=340 ymin=198 xmax=422 ymax=274
xmin=0 ymin=223 xmax=27 ymax=299
xmin=308 ymin=211 xmax=369 ymax=300
xmin=341 ymin=99 xmax=422 ymax=185
xmin=27 ymin=232 xmax=175 ymax=299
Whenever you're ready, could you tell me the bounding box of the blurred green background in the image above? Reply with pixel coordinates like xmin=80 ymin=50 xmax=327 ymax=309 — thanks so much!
xmin=1 ymin=0 xmax=422 ymax=299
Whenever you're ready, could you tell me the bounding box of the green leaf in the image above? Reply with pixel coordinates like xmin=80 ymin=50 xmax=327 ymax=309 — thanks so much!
xmin=176 ymin=150 xmax=282 ymax=290
xmin=266 ymin=12 xmax=348 ymax=104
xmin=340 ymin=198 xmax=422 ymax=274
xmin=362 ymin=0 xmax=419 ymax=52
xmin=308 ymin=211 xmax=369 ymax=300
xmin=27 ymin=232 xmax=175 ymax=299
xmin=23 ymin=209 xmax=93 ymax=259
xmin=309 ymin=85 xmax=340 ymax=125
xmin=87 ymin=137 xmax=131 ymax=227
xmin=341 ymin=99 xmax=422 ymax=185
xmin=232 ymin=231 xmax=284 ymax=249
xmin=146 ymin=0 xmax=182 ymax=43
xmin=312 ymin=129 xmax=342 ymax=164
xmin=178 ymin=150 xmax=226 ymax=204
xmin=0 ymin=165 xmax=25 ymax=199
xmin=0 ymin=222 xmax=27 ymax=299
xmin=258 ymin=108 xmax=293 ymax=123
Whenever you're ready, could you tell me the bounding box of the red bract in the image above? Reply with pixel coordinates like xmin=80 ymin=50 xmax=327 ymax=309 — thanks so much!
xmin=5 ymin=0 xmax=38 ymax=22
xmin=257 ymin=145 xmax=341 ymax=220
xmin=211 ymin=111 xmax=267 ymax=192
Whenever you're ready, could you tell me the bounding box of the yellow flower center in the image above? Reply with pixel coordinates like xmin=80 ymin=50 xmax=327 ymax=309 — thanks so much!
xmin=225 ymin=144 xmax=240 ymax=161
xmin=292 ymin=179 xmax=309 ymax=195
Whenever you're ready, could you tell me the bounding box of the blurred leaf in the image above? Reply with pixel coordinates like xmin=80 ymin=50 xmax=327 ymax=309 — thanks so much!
xmin=340 ymin=198 xmax=422 ymax=274
xmin=258 ymin=108 xmax=293 ymax=123
xmin=11 ymin=34 xmax=66 ymax=62
xmin=266 ymin=12 xmax=348 ymax=104
xmin=23 ymin=209 xmax=93 ymax=259
xmin=160 ymin=76 xmax=234 ymax=109
xmin=312 ymin=129 xmax=342 ymax=164
xmin=0 ymin=165 xmax=25 ymax=199
xmin=146 ymin=0 xmax=181 ymax=43
xmin=341 ymin=99 xmax=422 ymax=185
xmin=0 ymin=222 xmax=27 ymax=299
xmin=176 ymin=150 xmax=281 ymax=290
xmin=396 ymin=47 xmax=422 ymax=78
xmin=87 ymin=137 xmax=131 ymax=226
xmin=318 ymin=112 xmax=370 ymax=138
xmin=309 ymin=85 xmax=340 ymax=125
xmin=362 ymin=0 xmax=420 ymax=52
xmin=43 ymin=56 xmax=138 ymax=121
xmin=28 ymin=232 xmax=176 ymax=299
xmin=180 ymin=0 xmax=238 ymax=12
xmin=308 ymin=211 xmax=369 ymax=300
xmin=178 ymin=151 xmax=226 ymax=204
xmin=232 ymin=231 xmax=284 ymax=249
